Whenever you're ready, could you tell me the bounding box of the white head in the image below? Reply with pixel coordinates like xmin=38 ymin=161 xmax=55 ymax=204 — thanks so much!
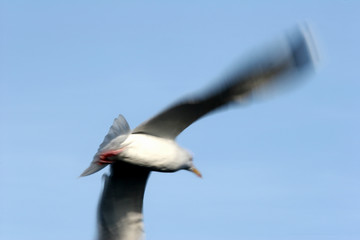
xmin=177 ymin=149 xmax=202 ymax=178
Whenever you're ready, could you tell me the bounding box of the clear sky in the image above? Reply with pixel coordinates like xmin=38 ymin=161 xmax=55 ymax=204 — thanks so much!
xmin=1 ymin=1 xmax=359 ymax=240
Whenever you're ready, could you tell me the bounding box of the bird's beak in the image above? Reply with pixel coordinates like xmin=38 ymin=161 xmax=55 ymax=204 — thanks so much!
xmin=190 ymin=167 xmax=202 ymax=178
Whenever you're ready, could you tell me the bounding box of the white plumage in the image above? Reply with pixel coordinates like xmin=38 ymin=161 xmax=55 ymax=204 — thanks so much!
xmin=119 ymin=133 xmax=193 ymax=172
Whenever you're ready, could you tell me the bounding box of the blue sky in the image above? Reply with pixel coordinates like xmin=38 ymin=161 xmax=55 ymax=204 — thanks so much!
xmin=1 ymin=1 xmax=359 ymax=240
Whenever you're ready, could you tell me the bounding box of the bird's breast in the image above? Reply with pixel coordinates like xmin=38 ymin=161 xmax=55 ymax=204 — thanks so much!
xmin=119 ymin=134 xmax=189 ymax=172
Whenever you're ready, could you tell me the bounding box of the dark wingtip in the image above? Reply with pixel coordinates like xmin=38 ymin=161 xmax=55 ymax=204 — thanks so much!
xmin=288 ymin=24 xmax=318 ymax=71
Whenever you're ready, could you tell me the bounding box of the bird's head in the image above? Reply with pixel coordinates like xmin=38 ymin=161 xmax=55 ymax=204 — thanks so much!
xmin=180 ymin=150 xmax=202 ymax=178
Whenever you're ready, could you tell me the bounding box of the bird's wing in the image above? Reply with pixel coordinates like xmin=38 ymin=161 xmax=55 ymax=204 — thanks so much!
xmin=80 ymin=115 xmax=131 ymax=177
xmin=98 ymin=114 xmax=131 ymax=151
xmin=97 ymin=162 xmax=150 ymax=240
xmin=132 ymin=26 xmax=316 ymax=139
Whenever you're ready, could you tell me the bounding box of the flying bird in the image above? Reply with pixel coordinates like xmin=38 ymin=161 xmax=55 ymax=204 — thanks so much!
xmin=81 ymin=26 xmax=317 ymax=240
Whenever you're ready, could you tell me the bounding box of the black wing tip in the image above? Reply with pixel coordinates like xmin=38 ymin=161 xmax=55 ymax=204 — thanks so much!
xmin=288 ymin=24 xmax=319 ymax=71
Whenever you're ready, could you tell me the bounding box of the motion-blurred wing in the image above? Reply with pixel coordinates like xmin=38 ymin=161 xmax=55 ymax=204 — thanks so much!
xmin=132 ymin=26 xmax=316 ymax=139
xmin=98 ymin=162 xmax=150 ymax=240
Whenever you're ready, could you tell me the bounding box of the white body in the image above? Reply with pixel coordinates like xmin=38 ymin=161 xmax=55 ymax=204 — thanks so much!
xmin=119 ymin=134 xmax=192 ymax=172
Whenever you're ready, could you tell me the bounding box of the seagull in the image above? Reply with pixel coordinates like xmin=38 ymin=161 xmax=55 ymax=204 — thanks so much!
xmin=81 ymin=26 xmax=317 ymax=240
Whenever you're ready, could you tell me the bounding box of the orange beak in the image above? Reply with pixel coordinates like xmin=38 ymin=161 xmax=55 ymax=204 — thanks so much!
xmin=190 ymin=167 xmax=202 ymax=178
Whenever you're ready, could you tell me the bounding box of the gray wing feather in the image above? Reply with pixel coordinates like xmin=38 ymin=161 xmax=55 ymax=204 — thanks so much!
xmin=80 ymin=115 xmax=131 ymax=177
xmin=99 ymin=114 xmax=131 ymax=150
xmin=97 ymin=162 xmax=150 ymax=240
xmin=132 ymin=26 xmax=316 ymax=139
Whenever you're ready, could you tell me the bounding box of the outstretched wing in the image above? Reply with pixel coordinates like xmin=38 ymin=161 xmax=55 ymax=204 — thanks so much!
xmin=132 ymin=26 xmax=316 ymax=139
xmin=98 ymin=162 xmax=150 ymax=240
